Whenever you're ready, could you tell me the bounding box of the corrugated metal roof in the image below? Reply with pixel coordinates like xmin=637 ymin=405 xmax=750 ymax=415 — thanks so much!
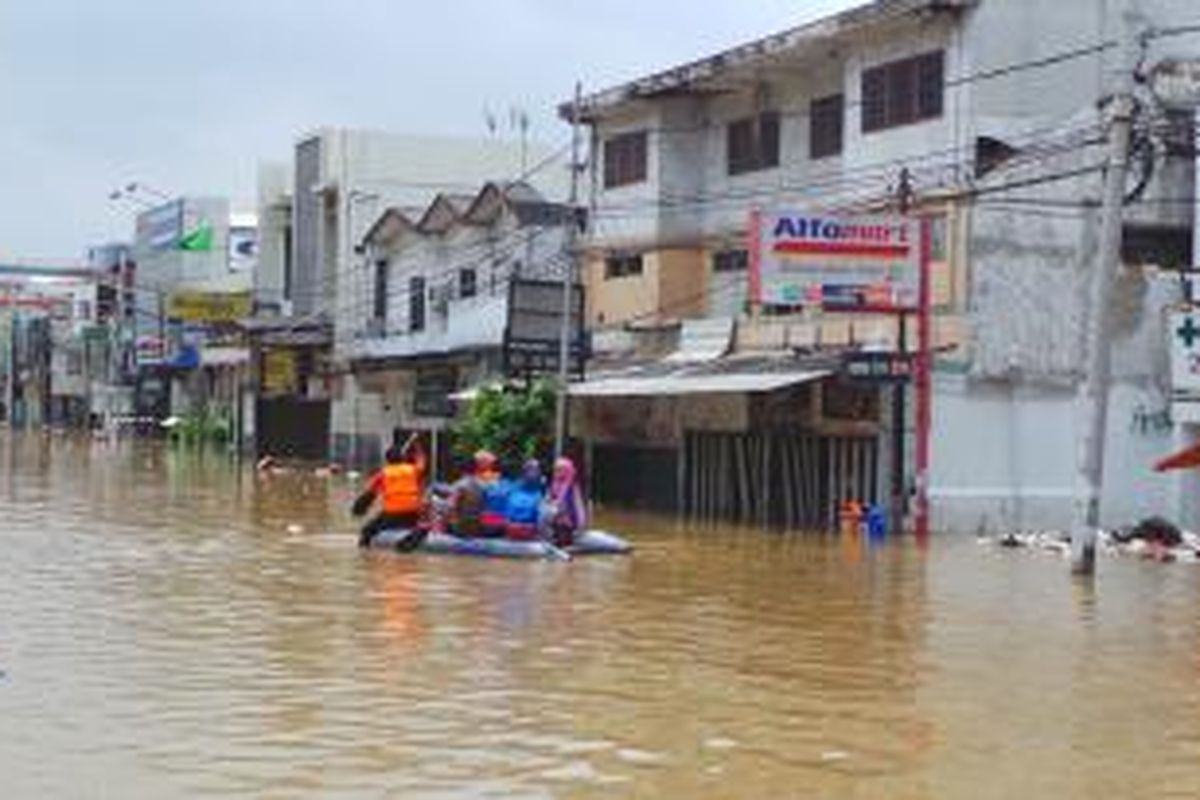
xmin=569 ymin=369 xmax=829 ymax=397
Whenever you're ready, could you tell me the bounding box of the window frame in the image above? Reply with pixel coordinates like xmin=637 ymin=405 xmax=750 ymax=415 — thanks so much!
xmin=408 ymin=275 xmax=426 ymax=333
xmin=603 ymin=130 xmax=649 ymax=189
xmin=809 ymin=94 xmax=845 ymax=159
xmin=727 ymin=111 xmax=781 ymax=176
xmin=861 ymin=50 xmax=945 ymax=133
xmin=458 ymin=267 xmax=477 ymax=299
xmin=604 ymin=253 xmax=645 ymax=280
xmin=372 ymin=259 xmax=388 ymax=326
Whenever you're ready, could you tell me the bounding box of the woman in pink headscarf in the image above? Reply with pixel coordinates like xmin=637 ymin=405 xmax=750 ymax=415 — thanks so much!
xmin=544 ymin=457 xmax=587 ymax=547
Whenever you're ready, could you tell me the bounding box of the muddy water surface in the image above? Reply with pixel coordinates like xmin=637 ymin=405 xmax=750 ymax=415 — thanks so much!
xmin=2 ymin=434 xmax=1199 ymax=798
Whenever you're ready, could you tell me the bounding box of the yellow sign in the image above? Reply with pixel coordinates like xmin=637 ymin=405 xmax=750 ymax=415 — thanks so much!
xmin=166 ymin=291 xmax=252 ymax=324
xmin=261 ymin=348 xmax=298 ymax=395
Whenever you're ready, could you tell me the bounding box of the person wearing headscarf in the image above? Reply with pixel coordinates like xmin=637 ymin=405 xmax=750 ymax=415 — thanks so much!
xmin=544 ymin=457 xmax=587 ymax=547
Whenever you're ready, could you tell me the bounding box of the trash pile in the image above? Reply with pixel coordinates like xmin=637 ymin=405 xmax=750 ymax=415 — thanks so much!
xmin=982 ymin=517 xmax=1200 ymax=563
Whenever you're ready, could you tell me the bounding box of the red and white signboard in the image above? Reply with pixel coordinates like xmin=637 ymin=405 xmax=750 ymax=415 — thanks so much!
xmin=750 ymin=211 xmax=920 ymax=311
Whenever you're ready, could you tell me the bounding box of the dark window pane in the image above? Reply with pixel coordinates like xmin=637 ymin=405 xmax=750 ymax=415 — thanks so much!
xmin=603 ymin=131 xmax=648 ymax=188
xmin=459 ymin=267 xmax=477 ymax=299
xmin=605 ymin=254 xmax=644 ymax=280
xmin=810 ymin=94 xmax=845 ymax=158
xmin=862 ymin=50 xmax=944 ymax=133
xmin=917 ymin=51 xmax=944 ymax=119
xmin=727 ymin=118 xmax=754 ymax=175
xmin=862 ymin=68 xmax=886 ymax=132
xmin=373 ymin=260 xmax=388 ymax=324
xmin=728 ymin=112 xmax=780 ymax=175
xmin=409 ymin=276 xmax=425 ymax=333
xmin=713 ymin=249 xmax=749 ymax=273
xmin=760 ymin=112 xmax=780 ymax=168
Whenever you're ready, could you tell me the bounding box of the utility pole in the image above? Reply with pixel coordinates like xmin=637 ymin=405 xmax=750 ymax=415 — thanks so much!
xmin=554 ymin=82 xmax=583 ymax=459
xmin=1073 ymin=14 xmax=1142 ymax=575
xmin=893 ymin=168 xmax=914 ymax=535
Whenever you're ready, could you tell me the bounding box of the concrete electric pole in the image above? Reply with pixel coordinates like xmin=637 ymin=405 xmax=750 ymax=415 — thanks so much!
xmin=554 ymin=83 xmax=583 ymax=459
xmin=1073 ymin=14 xmax=1144 ymax=574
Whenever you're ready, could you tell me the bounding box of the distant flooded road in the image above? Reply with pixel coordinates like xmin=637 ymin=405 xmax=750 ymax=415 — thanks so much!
xmin=3 ymin=433 xmax=1200 ymax=798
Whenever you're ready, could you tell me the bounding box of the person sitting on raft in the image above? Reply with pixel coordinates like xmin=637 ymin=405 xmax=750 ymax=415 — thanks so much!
xmin=353 ymin=437 xmax=427 ymax=548
xmin=475 ymin=450 xmax=511 ymax=538
xmin=543 ymin=457 xmax=587 ymax=547
xmin=504 ymin=459 xmax=546 ymax=541
xmin=448 ymin=454 xmax=486 ymax=538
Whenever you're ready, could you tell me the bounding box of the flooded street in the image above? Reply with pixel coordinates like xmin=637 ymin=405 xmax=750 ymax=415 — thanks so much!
xmin=3 ymin=434 xmax=1200 ymax=798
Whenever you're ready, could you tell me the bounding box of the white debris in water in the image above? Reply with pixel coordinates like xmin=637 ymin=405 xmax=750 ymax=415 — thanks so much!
xmin=821 ymin=750 xmax=851 ymax=762
xmin=539 ymin=761 xmax=600 ymax=783
xmin=703 ymin=737 xmax=740 ymax=751
xmin=983 ymin=529 xmax=1200 ymax=563
xmin=285 ymin=524 xmax=305 ymax=535
xmin=615 ymin=748 xmax=668 ymax=767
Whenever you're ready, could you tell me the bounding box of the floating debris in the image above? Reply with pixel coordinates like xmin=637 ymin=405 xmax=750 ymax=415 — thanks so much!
xmin=983 ymin=527 xmax=1200 ymax=563
xmin=285 ymin=524 xmax=305 ymax=535
xmin=821 ymin=750 xmax=851 ymax=762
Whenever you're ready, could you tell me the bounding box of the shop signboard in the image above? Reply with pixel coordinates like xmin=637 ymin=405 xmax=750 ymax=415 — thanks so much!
xmin=166 ymin=291 xmax=252 ymax=324
xmin=751 ymin=211 xmax=920 ymax=311
xmin=1170 ymin=310 xmax=1200 ymax=423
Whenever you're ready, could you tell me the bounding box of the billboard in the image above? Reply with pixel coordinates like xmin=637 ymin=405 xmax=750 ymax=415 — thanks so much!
xmin=503 ymin=278 xmax=587 ymax=378
xmin=136 ymin=200 xmax=185 ymax=252
xmin=166 ymin=291 xmax=252 ymax=324
xmin=751 ymin=211 xmax=920 ymax=311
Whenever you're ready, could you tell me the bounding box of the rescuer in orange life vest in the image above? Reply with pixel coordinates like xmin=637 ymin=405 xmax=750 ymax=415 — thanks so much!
xmin=354 ymin=436 xmax=428 ymax=548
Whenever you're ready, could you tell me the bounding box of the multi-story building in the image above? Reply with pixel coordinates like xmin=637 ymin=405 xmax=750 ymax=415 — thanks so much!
xmin=341 ymin=181 xmax=575 ymax=468
xmin=250 ymin=128 xmax=559 ymax=463
xmin=561 ymin=0 xmax=1200 ymax=531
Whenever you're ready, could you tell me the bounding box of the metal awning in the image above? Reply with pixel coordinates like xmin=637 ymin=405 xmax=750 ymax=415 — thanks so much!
xmin=569 ymin=369 xmax=830 ymax=398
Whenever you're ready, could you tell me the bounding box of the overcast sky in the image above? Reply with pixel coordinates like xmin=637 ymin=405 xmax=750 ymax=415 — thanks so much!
xmin=0 ymin=0 xmax=860 ymax=260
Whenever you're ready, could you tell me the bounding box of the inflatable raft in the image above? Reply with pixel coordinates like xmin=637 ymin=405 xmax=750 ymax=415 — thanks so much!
xmin=369 ymin=529 xmax=633 ymax=560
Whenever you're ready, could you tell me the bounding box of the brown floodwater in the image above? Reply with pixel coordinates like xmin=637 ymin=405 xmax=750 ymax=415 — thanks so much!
xmin=2 ymin=433 xmax=1200 ymax=798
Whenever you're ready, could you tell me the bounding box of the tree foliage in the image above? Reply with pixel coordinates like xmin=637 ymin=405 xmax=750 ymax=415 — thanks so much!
xmin=451 ymin=380 xmax=556 ymax=472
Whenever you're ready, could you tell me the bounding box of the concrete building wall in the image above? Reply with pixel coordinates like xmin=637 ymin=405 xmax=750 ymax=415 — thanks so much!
xmin=254 ymin=162 xmax=291 ymax=312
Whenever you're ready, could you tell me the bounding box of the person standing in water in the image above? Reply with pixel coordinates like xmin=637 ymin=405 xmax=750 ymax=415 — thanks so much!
xmin=353 ymin=436 xmax=427 ymax=548
xmin=544 ymin=457 xmax=587 ymax=547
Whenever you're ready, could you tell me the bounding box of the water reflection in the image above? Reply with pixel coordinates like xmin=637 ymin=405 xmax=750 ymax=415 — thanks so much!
xmin=1 ymin=434 xmax=1199 ymax=797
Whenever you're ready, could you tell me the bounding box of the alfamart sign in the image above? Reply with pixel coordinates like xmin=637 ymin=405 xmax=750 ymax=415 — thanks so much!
xmin=751 ymin=212 xmax=920 ymax=311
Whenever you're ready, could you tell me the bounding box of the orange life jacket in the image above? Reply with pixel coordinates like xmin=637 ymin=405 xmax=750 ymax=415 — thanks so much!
xmin=381 ymin=462 xmax=423 ymax=515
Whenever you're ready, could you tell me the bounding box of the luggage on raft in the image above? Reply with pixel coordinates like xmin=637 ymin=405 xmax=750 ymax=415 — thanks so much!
xmin=368 ymin=528 xmax=633 ymax=560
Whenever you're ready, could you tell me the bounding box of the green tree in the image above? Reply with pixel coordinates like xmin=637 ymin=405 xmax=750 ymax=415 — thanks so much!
xmin=451 ymin=380 xmax=556 ymax=472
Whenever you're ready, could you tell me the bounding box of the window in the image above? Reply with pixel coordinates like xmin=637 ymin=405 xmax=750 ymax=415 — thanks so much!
xmin=373 ymin=260 xmax=388 ymax=325
xmin=409 ymin=275 xmax=425 ymax=333
xmin=459 ymin=267 xmax=477 ymax=299
xmin=603 ymin=131 xmax=648 ymax=188
xmin=809 ymin=94 xmax=844 ymax=159
xmin=862 ymin=51 xmax=944 ymax=133
xmin=727 ymin=111 xmax=780 ymax=175
xmin=604 ymin=254 xmax=644 ymax=280
xmin=712 ymin=249 xmax=749 ymax=273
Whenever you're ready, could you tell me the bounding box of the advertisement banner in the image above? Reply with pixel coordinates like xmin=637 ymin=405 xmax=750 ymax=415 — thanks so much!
xmin=166 ymin=291 xmax=252 ymax=324
xmin=752 ymin=212 xmax=920 ymax=311
xmin=228 ymin=225 xmax=258 ymax=273
xmin=136 ymin=200 xmax=184 ymax=252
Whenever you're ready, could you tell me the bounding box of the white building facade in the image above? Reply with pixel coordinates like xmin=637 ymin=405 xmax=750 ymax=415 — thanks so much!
xmin=565 ymin=0 xmax=1200 ymax=532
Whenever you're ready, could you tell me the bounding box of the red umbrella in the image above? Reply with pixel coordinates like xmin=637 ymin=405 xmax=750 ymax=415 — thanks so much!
xmin=1154 ymin=441 xmax=1200 ymax=472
